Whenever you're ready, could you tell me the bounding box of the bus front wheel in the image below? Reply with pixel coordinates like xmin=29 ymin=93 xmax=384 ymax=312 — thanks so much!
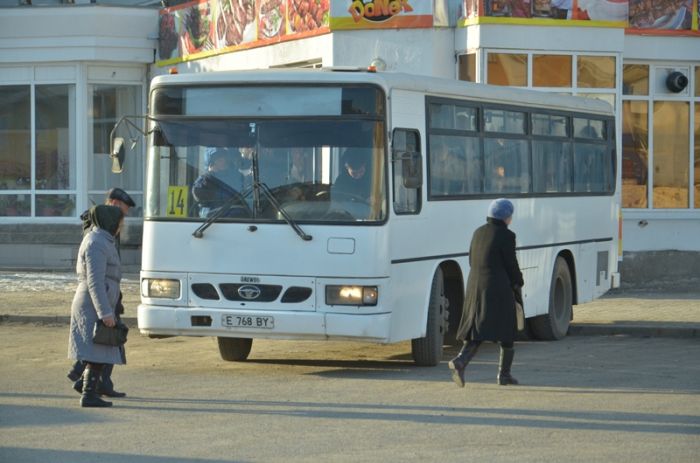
xmin=217 ymin=337 xmax=253 ymax=361
xmin=529 ymin=256 xmax=572 ymax=340
xmin=411 ymin=267 xmax=448 ymax=366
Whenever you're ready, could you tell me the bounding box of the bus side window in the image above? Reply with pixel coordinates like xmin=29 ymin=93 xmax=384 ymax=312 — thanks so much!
xmin=574 ymin=143 xmax=608 ymax=193
xmin=484 ymin=138 xmax=529 ymax=194
xmin=392 ymin=128 xmax=421 ymax=214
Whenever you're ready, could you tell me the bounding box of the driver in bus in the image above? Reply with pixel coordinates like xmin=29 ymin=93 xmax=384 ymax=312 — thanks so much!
xmin=332 ymin=148 xmax=372 ymax=202
xmin=192 ymin=148 xmax=246 ymax=218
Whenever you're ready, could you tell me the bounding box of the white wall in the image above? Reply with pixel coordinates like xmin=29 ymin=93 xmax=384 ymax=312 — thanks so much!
xmin=623 ymin=215 xmax=700 ymax=251
xmin=0 ymin=6 xmax=158 ymax=64
xmin=331 ymin=28 xmax=456 ymax=78
xmin=624 ymin=35 xmax=700 ymax=61
xmin=456 ymin=24 xmax=625 ymax=54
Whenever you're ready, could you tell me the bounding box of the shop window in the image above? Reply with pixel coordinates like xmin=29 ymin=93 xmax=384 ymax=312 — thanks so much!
xmin=694 ymin=103 xmax=700 ymax=208
xmin=533 ymin=55 xmax=572 ymax=87
xmin=622 ymin=101 xmax=649 ymax=208
xmin=36 ymin=85 xmax=76 ymax=191
xmin=458 ymin=54 xmax=477 ymax=82
xmin=653 ymin=101 xmax=689 ymax=208
xmin=0 ymin=86 xmax=30 ymax=197
xmin=0 ymin=84 xmax=75 ymax=217
xmin=623 ymin=64 xmax=649 ymax=95
xmin=89 ymin=84 xmax=143 ymax=217
xmin=487 ymin=53 xmax=527 ymax=87
xmin=577 ymin=56 xmax=615 ymax=88
xmin=35 ymin=85 xmax=76 ymax=217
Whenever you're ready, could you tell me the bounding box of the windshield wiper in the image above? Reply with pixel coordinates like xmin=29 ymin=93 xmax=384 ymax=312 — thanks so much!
xmin=192 ymin=183 xmax=312 ymax=241
xmin=192 ymin=187 xmax=252 ymax=239
xmin=257 ymin=182 xmax=312 ymax=241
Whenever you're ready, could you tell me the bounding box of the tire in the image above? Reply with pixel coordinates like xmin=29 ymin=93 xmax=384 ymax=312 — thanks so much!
xmin=529 ymin=256 xmax=572 ymax=340
xmin=411 ymin=267 xmax=448 ymax=366
xmin=217 ymin=337 xmax=253 ymax=361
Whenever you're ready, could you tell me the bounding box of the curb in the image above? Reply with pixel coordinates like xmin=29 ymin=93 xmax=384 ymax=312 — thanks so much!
xmin=0 ymin=315 xmax=138 ymax=328
xmin=568 ymin=323 xmax=699 ymax=338
xmin=1 ymin=315 xmax=698 ymax=338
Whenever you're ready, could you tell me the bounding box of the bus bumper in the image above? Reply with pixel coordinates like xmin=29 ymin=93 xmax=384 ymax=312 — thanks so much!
xmin=137 ymin=304 xmax=392 ymax=342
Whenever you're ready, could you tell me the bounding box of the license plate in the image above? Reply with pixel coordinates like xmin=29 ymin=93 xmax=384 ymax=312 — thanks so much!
xmin=221 ymin=314 xmax=274 ymax=329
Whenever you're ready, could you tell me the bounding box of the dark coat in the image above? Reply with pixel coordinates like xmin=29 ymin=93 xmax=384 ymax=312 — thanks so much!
xmin=332 ymin=171 xmax=372 ymax=200
xmin=456 ymin=218 xmax=524 ymax=343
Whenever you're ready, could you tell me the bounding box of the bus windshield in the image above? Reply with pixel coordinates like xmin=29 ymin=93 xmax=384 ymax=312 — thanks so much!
xmin=145 ymin=86 xmax=386 ymax=224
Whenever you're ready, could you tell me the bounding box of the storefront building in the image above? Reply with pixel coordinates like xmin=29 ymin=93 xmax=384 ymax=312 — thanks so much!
xmin=1 ymin=1 xmax=698 ymax=284
xmin=0 ymin=3 xmax=158 ymax=268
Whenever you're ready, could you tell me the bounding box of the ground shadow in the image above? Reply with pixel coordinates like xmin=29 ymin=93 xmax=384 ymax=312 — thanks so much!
xmin=0 ymin=447 xmax=235 ymax=463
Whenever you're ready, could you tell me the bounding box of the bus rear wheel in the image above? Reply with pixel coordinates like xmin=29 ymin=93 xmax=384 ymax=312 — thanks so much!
xmin=411 ymin=267 xmax=448 ymax=366
xmin=529 ymin=256 xmax=572 ymax=340
xmin=217 ymin=337 xmax=253 ymax=361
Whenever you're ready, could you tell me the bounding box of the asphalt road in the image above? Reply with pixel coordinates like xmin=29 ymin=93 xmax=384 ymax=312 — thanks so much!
xmin=0 ymin=324 xmax=698 ymax=463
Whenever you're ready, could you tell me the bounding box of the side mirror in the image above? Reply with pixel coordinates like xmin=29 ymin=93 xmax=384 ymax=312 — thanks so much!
xmin=111 ymin=137 xmax=125 ymax=173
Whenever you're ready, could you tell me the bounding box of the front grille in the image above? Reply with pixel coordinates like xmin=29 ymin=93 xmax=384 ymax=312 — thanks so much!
xmin=281 ymin=286 xmax=312 ymax=303
xmin=191 ymin=283 xmax=220 ymax=300
xmin=219 ymin=283 xmax=282 ymax=302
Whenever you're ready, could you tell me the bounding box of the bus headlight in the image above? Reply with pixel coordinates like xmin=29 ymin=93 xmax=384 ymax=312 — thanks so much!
xmin=326 ymin=285 xmax=378 ymax=306
xmin=142 ymin=279 xmax=181 ymax=299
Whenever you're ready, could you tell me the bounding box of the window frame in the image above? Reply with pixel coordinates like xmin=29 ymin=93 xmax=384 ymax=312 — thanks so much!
xmin=425 ymin=96 xmax=615 ymax=202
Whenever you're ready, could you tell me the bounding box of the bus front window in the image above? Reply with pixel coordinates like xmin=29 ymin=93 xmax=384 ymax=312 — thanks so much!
xmin=146 ymin=118 xmax=386 ymax=223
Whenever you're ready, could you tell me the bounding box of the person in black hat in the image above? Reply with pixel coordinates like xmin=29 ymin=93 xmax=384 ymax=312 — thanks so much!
xmin=192 ymin=148 xmax=248 ymax=218
xmin=332 ymin=148 xmax=373 ymax=202
xmin=67 ymin=187 xmax=136 ymax=398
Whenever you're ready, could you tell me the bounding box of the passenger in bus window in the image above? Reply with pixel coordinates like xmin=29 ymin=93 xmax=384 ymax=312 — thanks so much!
xmin=288 ymin=147 xmax=312 ymax=184
xmin=449 ymin=198 xmax=524 ymax=387
xmin=332 ymin=148 xmax=372 ymax=201
xmin=258 ymin=147 xmax=287 ymax=189
xmin=192 ymin=148 xmax=247 ymax=218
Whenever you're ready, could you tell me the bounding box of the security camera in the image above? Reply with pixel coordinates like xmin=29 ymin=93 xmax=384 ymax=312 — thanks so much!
xmin=666 ymin=71 xmax=688 ymax=93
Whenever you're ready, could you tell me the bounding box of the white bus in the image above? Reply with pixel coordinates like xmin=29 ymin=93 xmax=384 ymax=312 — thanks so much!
xmin=126 ymin=69 xmax=619 ymax=366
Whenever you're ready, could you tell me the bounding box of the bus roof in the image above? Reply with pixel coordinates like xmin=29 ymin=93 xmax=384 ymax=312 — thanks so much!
xmin=151 ymin=68 xmax=614 ymax=117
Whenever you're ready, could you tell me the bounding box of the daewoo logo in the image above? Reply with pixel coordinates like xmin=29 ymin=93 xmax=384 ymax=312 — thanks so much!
xmin=238 ymin=285 xmax=261 ymax=300
xmin=348 ymin=0 xmax=414 ymax=23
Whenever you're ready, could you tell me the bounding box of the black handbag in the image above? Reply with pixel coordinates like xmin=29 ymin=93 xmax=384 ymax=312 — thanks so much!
xmin=93 ymin=320 xmax=129 ymax=346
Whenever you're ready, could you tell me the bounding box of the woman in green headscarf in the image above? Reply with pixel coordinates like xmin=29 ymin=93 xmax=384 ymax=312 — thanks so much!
xmin=67 ymin=205 xmax=124 ymax=408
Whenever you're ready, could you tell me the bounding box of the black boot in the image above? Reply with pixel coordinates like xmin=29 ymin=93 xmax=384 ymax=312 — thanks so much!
xmin=98 ymin=364 xmax=126 ymax=398
xmin=67 ymin=360 xmax=85 ymax=382
xmin=448 ymin=341 xmax=480 ymax=388
xmin=80 ymin=365 xmax=113 ymax=408
xmin=497 ymin=347 xmax=519 ymax=385
xmin=73 ymin=378 xmax=83 ymax=395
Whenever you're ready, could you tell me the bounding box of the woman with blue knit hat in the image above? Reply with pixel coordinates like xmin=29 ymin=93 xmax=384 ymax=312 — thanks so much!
xmin=449 ymin=198 xmax=524 ymax=387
